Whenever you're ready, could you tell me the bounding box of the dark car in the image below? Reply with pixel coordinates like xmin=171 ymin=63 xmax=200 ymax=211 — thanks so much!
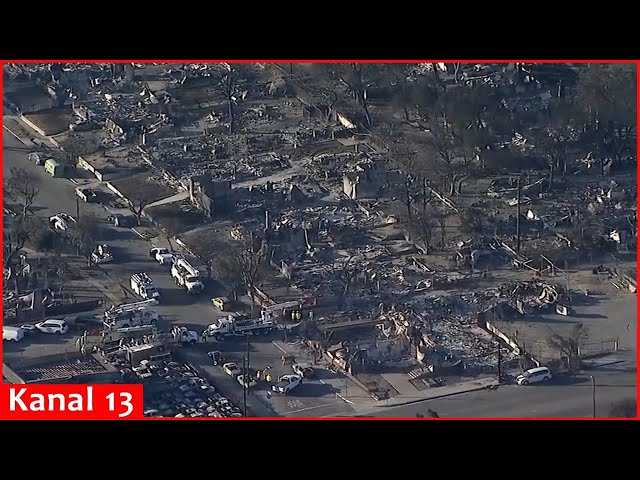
xmin=108 ymin=214 xmax=136 ymax=228
xmin=208 ymin=351 xmax=224 ymax=366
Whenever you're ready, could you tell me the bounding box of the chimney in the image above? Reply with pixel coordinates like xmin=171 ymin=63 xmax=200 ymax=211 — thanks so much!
xmin=189 ymin=177 xmax=195 ymax=201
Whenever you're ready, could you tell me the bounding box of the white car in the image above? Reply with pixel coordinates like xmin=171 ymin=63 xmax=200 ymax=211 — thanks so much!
xmin=223 ymin=363 xmax=242 ymax=377
xmin=272 ymin=374 xmax=303 ymax=395
xmin=237 ymin=375 xmax=257 ymax=388
xmin=35 ymin=319 xmax=70 ymax=335
xmin=49 ymin=213 xmax=76 ymax=231
xmin=516 ymin=367 xmax=552 ymax=386
xmin=19 ymin=324 xmax=37 ymax=334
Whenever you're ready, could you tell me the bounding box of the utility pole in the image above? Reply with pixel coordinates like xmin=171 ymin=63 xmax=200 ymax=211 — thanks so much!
xmin=516 ymin=176 xmax=522 ymax=253
xmin=590 ymin=375 xmax=596 ymax=418
xmin=497 ymin=344 xmax=502 ymax=383
xmin=242 ymin=355 xmax=248 ymax=418
xmin=246 ymin=334 xmax=251 ymax=375
xmin=76 ymin=197 xmax=80 ymax=220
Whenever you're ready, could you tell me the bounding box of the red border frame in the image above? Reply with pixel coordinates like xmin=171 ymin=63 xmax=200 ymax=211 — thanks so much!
xmin=1 ymin=60 xmax=637 ymax=420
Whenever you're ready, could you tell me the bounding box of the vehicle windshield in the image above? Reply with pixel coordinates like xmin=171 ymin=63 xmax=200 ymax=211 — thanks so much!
xmin=186 ymin=276 xmax=200 ymax=283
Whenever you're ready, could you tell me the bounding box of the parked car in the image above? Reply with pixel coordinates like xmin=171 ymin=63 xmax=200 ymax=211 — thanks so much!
xmin=223 ymin=362 xmax=242 ymax=377
xmin=19 ymin=324 xmax=37 ymax=334
xmin=292 ymin=363 xmax=315 ymax=378
xmin=35 ymin=319 xmax=69 ymax=335
xmin=516 ymin=367 xmax=552 ymax=386
xmin=207 ymin=351 xmax=224 ymax=366
xmin=108 ymin=214 xmax=135 ymax=228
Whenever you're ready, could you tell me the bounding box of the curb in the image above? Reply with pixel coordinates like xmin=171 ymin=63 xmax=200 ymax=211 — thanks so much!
xmin=374 ymin=382 xmax=499 ymax=409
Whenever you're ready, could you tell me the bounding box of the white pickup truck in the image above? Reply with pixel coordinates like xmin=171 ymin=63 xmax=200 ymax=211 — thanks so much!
xmin=149 ymin=247 xmax=176 ymax=265
xmin=271 ymin=374 xmax=303 ymax=395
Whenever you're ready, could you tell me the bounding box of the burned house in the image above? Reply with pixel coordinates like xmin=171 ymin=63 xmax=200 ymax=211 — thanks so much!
xmin=189 ymin=174 xmax=234 ymax=218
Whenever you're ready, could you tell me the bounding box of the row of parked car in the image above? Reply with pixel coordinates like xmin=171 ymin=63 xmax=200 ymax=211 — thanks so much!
xmin=140 ymin=361 xmax=243 ymax=418
xmin=3 ymin=319 xmax=70 ymax=342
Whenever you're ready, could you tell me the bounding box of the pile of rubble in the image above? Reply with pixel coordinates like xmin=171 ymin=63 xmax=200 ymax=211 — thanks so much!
xmin=145 ymin=137 xmax=291 ymax=185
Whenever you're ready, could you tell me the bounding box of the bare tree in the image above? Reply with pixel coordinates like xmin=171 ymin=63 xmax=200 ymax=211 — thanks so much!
xmin=127 ymin=182 xmax=161 ymax=226
xmin=437 ymin=213 xmax=447 ymax=250
xmin=214 ymin=66 xmax=242 ymax=134
xmin=63 ymin=131 xmax=91 ymax=166
xmin=445 ymin=83 xmax=498 ymax=132
xmin=416 ymin=210 xmax=436 ymax=254
xmin=336 ymin=63 xmax=374 ymax=128
xmin=231 ymin=234 xmax=267 ymax=312
xmin=547 ymin=323 xmax=588 ymax=370
xmin=381 ymin=63 xmax=415 ymax=121
xmin=4 ymin=167 xmax=40 ymax=215
xmin=530 ymin=100 xmax=580 ymax=187
xmin=67 ymin=213 xmax=101 ymax=265
xmin=391 ymin=144 xmax=417 ymax=222
xmin=428 ymin=120 xmax=459 ymax=166
xmin=459 ymin=207 xmax=485 ymax=236
xmin=608 ymin=398 xmax=636 ymax=418
xmin=577 ymin=64 xmax=636 ymax=172
xmin=213 ymin=251 xmax=243 ymax=299
xmin=335 ymin=255 xmax=358 ymax=308
xmin=3 ymin=215 xmax=42 ymax=268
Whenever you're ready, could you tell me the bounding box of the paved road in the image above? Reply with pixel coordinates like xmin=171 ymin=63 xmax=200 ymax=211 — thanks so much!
xmin=364 ymin=363 xmax=636 ymax=418
xmin=3 ymin=131 xmax=224 ymax=331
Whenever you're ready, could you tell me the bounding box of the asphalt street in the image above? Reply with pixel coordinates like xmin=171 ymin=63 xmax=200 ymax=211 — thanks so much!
xmin=364 ymin=361 xmax=636 ymax=418
xmin=3 ymin=131 xmax=224 ymax=332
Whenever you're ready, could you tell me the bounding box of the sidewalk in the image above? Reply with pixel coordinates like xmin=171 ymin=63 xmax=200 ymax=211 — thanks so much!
xmin=271 ymin=340 xmax=499 ymax=414
xmin=3 ymin=115 xmax=58 ymax=150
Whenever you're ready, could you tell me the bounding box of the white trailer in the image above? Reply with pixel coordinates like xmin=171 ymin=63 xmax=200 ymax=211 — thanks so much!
xmin=171 ymin=257 xmax=204 ymax=294
xmin=130 ymin=273 xmax=161 ymax=301
xmin=205 ymin=316 xmax=276 ymax=340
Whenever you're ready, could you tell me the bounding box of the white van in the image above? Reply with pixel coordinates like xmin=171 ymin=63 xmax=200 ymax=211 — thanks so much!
xmin=516 ymin=366 xmax=552 ymax=385
xmin=35 ymin=319 xmax=69 ymax=335
xmin=3 ymin=326 xmax=25 ymax=342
